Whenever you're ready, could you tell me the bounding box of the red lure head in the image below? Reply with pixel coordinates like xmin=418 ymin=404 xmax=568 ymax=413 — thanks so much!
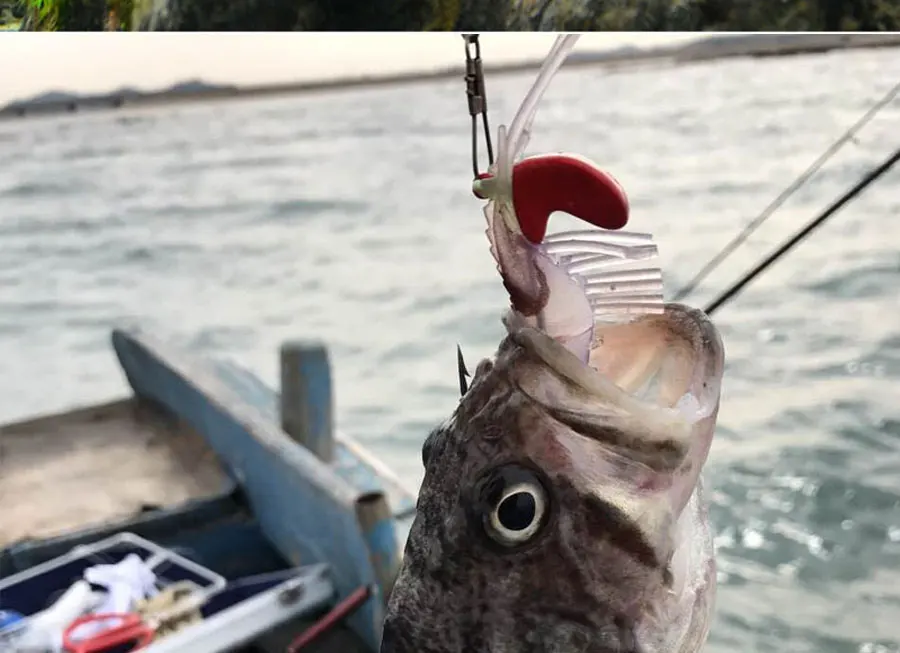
xmin=473 ymin=154 xmax=630 ymax=244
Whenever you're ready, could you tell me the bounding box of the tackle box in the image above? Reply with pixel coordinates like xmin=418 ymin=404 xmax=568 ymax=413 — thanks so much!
xmin=0 ymin=532 xmax=334 ymax=652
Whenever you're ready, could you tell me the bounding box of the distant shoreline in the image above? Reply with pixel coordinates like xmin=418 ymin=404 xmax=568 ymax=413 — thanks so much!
xmin=3 ymin=33 xmax=900 ymax=122
xmin=0 ymin=56 xmax=673 ymax=121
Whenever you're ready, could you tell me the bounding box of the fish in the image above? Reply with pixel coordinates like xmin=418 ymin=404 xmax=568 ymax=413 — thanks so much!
xmin=381 ymin=34 xmax=725 ymax=653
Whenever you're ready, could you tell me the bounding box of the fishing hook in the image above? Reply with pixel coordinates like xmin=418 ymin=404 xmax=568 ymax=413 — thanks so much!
xmin=457 ymin=344 xmax=470 ymax=396
xmin=463 ymin=34 xmax=494 ymax=180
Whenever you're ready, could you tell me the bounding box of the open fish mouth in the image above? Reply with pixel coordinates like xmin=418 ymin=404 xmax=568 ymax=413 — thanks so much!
xmin=510 ymin=300 xmax=724 ymax=424
xmin=496 ymin=220 xmax=725 ymax=457
xmin=589 ymin=303 xmax=724 ymax=421
xmin=505 ymin=300 xmax=724 ymax=516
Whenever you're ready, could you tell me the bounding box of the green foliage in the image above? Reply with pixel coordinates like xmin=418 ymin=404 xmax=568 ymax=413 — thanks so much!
xmin=113 ymin=0 xmax=135 ymax=29
xmin=438 ymin=0 xmax=900 ymax=30
xmin=25 ymin=0 xmax=60 ymax=29
xmin=299 ymin=0 xmax=439 ymax=29
xmin=424 ymin=0 xmax=459 ymax=29
xmin=17 ymin=0 xmax=900 ymax=31
xmin=541 ymin=0 xmax=900 ymax=30
xmin=452 ymin=0 xmax=508 ymax=28
xmin=151 ymin=0 xmax=439 ymax=30
xmin=22 ymin=0 xmax=133 ymax=29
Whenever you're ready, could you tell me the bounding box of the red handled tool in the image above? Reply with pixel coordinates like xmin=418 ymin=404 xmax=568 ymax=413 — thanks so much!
xmin=62 ymin=612 xmax=154 ymax=653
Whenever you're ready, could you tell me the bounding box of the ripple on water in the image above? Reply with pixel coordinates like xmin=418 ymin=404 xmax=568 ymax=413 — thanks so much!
xmin=804 ymin=260 xmax=900 ymax=300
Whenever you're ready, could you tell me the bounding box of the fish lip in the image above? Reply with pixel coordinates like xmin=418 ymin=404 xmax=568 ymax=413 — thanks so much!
xmin=661 ymin=302 xmax=726 ymax=416
xmin=658 ymin=302 xmax=725 ymax=378
xmin=506 ymin=302 xmax=724 ymax=420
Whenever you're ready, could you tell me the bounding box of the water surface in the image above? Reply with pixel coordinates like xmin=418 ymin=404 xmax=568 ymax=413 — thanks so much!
xmin=1 ymin=47 xmax=899 ymax=652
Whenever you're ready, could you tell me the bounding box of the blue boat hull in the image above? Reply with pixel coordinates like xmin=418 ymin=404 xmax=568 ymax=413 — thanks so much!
xmin=1 ymin=326 xmax=414 ymax=652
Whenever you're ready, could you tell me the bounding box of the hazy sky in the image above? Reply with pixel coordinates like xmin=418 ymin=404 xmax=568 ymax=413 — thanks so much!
xmin=1 ymin=33 xmax=696 ymax=104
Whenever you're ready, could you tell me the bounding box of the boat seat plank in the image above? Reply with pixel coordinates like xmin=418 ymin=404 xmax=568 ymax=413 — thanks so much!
xmin=0 ymin=398 xmax=228 ymax=548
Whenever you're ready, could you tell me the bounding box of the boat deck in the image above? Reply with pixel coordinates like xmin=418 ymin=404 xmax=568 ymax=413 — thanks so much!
xmin=0 ymin=397 xmax=228 ymax=549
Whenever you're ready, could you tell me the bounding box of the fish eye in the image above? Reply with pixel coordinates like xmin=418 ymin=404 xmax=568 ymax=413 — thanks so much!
xmin=480 ymin=465 xmax=550 ymax=548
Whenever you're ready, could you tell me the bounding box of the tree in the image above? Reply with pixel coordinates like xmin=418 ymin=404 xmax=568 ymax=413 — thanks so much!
xmin=19 ymin=0 xmax=900 ymax=30
xmin=24 ymin=0 xmax=130 ymax=29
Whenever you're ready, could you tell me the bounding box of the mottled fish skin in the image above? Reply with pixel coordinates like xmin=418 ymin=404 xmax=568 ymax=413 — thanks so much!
xmin=382 ymin=303 xmax=723 ymax=653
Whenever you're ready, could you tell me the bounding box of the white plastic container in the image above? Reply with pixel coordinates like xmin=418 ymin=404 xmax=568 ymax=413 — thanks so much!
xmin=5 ymin=580 xmax=102 ymax=653
xmin=0 ymin=532 xmax=226 ymax=653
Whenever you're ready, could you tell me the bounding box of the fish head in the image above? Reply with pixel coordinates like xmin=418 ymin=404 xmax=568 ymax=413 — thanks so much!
xmin=382 ymin=304 xmax=724 ymax=653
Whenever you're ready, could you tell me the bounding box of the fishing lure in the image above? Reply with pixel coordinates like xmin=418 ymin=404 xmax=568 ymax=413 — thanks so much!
xmin=464 ymin=34 xmax=664 ymax=369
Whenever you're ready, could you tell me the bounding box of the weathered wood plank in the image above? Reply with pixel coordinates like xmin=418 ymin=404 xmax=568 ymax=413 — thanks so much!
xmin=0 ymin=397 xmax=228 ymax=548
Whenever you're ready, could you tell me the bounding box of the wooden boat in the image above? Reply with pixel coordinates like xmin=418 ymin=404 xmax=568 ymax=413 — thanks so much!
xmin=0 ymin=326 xmax=418 ymax=652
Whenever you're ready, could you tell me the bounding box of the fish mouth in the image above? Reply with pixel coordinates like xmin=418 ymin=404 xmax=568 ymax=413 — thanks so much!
xmin=507 ymin=302 xmax=724 ymax=425
xmin=507 ymin=302 xmax=724 ymax=516
xmin=591 ymin=303 xmax=724 ymax=420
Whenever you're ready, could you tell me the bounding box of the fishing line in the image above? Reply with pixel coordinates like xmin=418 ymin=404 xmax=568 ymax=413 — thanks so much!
xmin=674 ymin=79 xmax=900 ymax=302
xmin=704 ymin=144 xmax=900 ymax=316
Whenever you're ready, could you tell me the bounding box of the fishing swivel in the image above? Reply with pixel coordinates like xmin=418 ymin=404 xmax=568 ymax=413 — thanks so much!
xmin=461 ymin=34 xmax=630 ymax=239
xmin=463 ymin=34 xmax=494 ymax=186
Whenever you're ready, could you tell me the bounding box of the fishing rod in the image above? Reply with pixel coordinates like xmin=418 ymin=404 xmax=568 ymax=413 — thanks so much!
xmin=704 ymin=144 xmax=900 ymax=316
xmin=675 ymin=79 xmax=900 ymax=302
